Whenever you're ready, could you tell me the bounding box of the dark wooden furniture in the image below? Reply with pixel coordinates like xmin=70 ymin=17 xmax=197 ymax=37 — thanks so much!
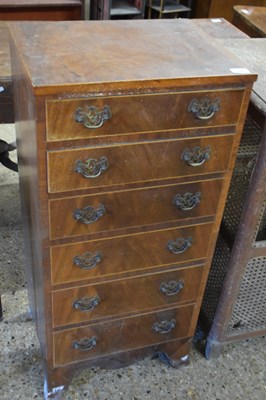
xmin=0 ymin=22 xmax=13 ymax=123
xmin=8 ymin=19 xmax=255 ymax=399
xmin=146 ymin=0 xmax=192 ymax=19
xmin=233 ymin=5 xmax=266 ymax=37
xmin=0 ymin=0 xmax=83 ymax=20
xmin=92 ymin=0 xmax=146 ymax=19
xmin=194 ymin=0 xmax=266 ymax=22
xmin=196 ymin=34 xmax=266 ymax=357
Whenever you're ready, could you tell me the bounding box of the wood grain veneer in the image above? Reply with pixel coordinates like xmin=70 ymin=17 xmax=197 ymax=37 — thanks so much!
xmin=49 ymin=179 xmax=223 ymax=240
xmin=53 ymin=304 xmax=195 ymax=366
xmin=52 ymin=266 xmax=203 ymax=327
xmin=48 ymin=135 xmax=234 ymax=193
xmin=46 ymin=90 xmax=244 ymax=141
xmin=8 ymin=19 xmax=256 ymax=399
xmin=50 ymin=222 xmax=213 ymax=285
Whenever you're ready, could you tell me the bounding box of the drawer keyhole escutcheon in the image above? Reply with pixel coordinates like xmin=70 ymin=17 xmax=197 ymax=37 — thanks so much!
xmin=72 ymin=336 xmax=98 ymax=351
xmin=75 ymin=156 xmax=109 ymax=178
xmin=73 ymin=295 xmax=101 ymax=312
xmin=75 ymin=105 xmax=112 ymax=129
xmin=173 ymin=192 xmax=201 ymax=211
xmin=73 ymin=204 xmax=105 ymax=224
xmin=160 ymin=280 xmax=184 ymax=296
xmin=167 ymin=237 xmax=192 ymax=254
xmin=152 ymin=319 xmax=176 ymax=334
xmin=73 ymin=251 xmax=103 ymax=270
xmin=188 ymin=97 xmax=220 ymax=120
xmin=181 ymin=146 xmax=211 ymax=167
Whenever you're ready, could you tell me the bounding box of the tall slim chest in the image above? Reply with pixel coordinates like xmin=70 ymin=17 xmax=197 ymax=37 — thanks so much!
xmin=8 ymin=20 xmax=256 ymax=399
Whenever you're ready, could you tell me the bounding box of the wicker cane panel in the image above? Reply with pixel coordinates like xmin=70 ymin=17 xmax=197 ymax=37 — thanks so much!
xmin=221 ymin=157 xmax=253 ymax=239
xmin=255 ymin=203 xmax=266 ymax=243
xmin=222 ymin=117 xmax=263 ymax=239
xmin=200 ymin=116 xmax=264 ymax=334
xmin=237 ymin=115 xmax=263 ymax=157
xmin=227 ymin=257 xmax=266 ymax=336
xmin=200 ymin=234 xmax=231 ymax=330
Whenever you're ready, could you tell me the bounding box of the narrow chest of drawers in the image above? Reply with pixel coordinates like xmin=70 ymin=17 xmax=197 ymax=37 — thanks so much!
xmin=8 ymin=19 xmax=256 ymax=399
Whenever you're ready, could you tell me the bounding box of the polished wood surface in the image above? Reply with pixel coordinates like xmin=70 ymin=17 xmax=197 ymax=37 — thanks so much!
xmin=8 ymin=20 xmax=256 ymax=91
xmin=54 ymin=304 xmax=195 ymax=366
xmin=52 ymin=266 xmax=203 ymax=327
xmin=0 ymin=17 xmax=249 ymax=124
xmin=9 ymin=20 xmax=256 ymax=398
xmin=233 ymin=5 xmax=266 ymax=37
xmin=49 ymin=179 xmax=223 ymax=240
xmin=51 ymin=223 xmax=213 ymax=285
xmin=46 ymin=90 xmax=244 ymax=140
xmin=48 ymin=135 xmax=234 ymax=193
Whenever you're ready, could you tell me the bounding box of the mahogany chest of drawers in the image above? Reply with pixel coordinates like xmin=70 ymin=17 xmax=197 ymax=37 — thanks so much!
xmin=8 ymin=19 xmax=256 ymax=399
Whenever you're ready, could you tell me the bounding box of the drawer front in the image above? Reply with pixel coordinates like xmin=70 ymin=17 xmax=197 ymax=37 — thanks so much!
xmin=46 ymin=90 xmax=244 ymax=141
xmin=51 ymin=222 xmax=213 ymax=285
xmin=53 ymin=304 xmax=194 ymax=366
xmin=52 ymin=266 xmax=203 ymax=327
xmin=48 ymin=135 xmax=234 ymax=193
xmin=49 ymin=179 xmax=222 ymax=240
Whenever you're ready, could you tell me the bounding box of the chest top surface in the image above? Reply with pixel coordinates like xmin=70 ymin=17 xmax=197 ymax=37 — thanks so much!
xmin=8 ymin=19 xmax=256 ymax=93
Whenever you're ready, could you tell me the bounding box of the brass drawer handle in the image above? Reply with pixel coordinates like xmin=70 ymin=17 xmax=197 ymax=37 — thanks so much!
xmin=73 ymin=295 xmax=101 ymax=312
xmin=181 ymin=146 xmax=211 ymax=167
xmin=73 ymin=204 xmax=105 ymax=224
xmin=73 ymin=251 xmax=103 ymax=270
xmin=152 ymin=319 xmax=176 ymax=334
xmin=173 ymin=192 xmax=201 ymax=211
xmin=160 ymin=280 xmax=184 ymax=296
xmin=75 ymin=105 xmax=112 ymax=129
xmin=188 ymin=97 xmax=220 ymax=120
xmin=167 ymin=237 xmax=192 ymax=254
xmin=75 ymin=156 xmax=109 ymax=178
xmin=72 ymin=336 xmax=98 ymax=351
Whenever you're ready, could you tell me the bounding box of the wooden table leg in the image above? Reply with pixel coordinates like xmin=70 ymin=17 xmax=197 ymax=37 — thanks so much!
xmin=0 ymin=296 xmax=3 ymax=321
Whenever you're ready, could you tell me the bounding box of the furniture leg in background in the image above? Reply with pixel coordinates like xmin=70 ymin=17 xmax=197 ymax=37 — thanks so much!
xmin=83 ymin=0 xmax=91 ymax=19
xmin=0 ymin=296 xmax=2 ymax=321
xmin=91 ymin=0 xmax=146 ymax=20
xmin=146 ymin=0 xmax=193 ymax=19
